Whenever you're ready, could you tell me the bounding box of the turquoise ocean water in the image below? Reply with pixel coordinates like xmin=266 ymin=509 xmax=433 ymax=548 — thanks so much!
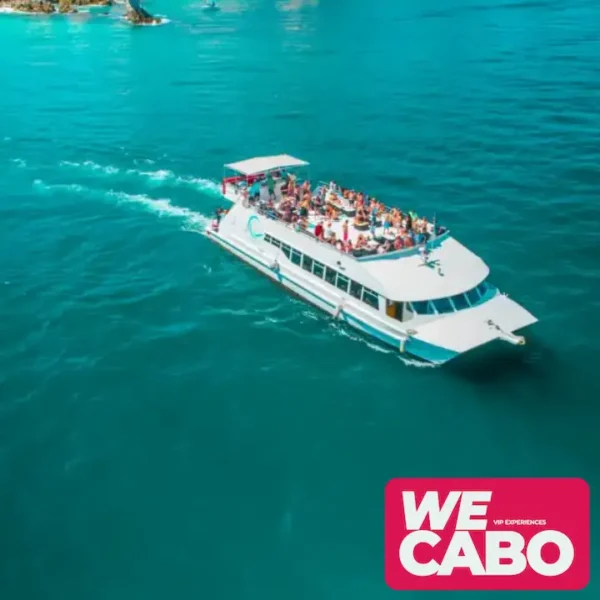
xmin=1 ymin=1 xmax=599 ymax=597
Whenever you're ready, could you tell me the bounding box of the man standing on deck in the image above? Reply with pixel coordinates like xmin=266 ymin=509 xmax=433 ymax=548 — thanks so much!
xmin=267 ymin=172 xmax=275 ymax=200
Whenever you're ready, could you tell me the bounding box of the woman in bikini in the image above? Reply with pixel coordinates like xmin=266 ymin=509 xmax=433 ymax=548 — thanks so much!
xmin=342 ymin=220 xmax=349 ymax=243
xmin=299 ymin=196 xmax=310 ymax=219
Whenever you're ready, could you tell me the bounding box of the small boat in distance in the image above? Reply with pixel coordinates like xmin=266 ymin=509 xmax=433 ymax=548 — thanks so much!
xmin=200 ymin=1 xmax=220 ymax=10
xmin=204 ymin=154 xmax=537 ymax=364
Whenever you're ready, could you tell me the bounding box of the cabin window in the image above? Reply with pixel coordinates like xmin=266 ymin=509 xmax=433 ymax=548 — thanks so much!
xmin=432 ymin=297 xmax=454 ymax=314
xmin=410 ymin=300 xmax=436 ymax=315
xmin=281 ymin=244 xmax=291 ymax=259
xmin=290 ymin=249 xmax=302 ymax=266
xmin=450 ymin=293 xmax=470 ymax=312
xmin=362 ymin=287 xmax=379 ymax=309
xmin=312 ymin=261 xmax=324 ymax=279
xmin=336 ymin=274 xmax=349 ymax=293
xmin=465 ymin=287 xmax=480 ymax=306
xmin=271 ymin=238 xmax=281 ymax=249
xmin=264 ymin=234 xmax=272 ymax=243
xmin=302 ymin=255 xmax=313 ymax=272
xmin=476 ymin=282 xmax=489 ymax=299
xmin=325 ymin=267 xmax=337 ymax=286
xmin=349 ymin=280 xmax=362 ymax=300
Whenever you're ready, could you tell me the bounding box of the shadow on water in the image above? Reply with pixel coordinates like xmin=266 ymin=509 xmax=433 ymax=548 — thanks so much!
xmin=442 ymin=332 xmax=600 ymax=479
xmin=445 ymin=335 xmax=564 ymax=397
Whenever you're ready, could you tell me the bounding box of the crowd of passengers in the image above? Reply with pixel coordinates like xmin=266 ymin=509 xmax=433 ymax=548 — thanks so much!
xmin=236 ymin=172 xmax=447 ymax=256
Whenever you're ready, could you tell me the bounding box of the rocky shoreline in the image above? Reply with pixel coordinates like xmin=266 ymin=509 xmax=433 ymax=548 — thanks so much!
xmin=0 ymin=0 xmax=163 ymax=23
xmin=0 ymin=0 xmax=112 ymax=14
xmin=125 ymin=1 xmax=161 ymax=25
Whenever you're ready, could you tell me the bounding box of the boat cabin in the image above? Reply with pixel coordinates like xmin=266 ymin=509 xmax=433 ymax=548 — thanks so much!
xmin=219 ymin=154 xmax=492 ymax=328
xmin=260 ymin=228 xmax=494 ymax=326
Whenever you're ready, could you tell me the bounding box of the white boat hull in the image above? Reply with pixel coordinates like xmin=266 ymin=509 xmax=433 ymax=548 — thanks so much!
xmin=203 ymin=225 xmax=459 ymax=364
xmin=205 ymin=229 xmax=335 ymax=315
xmin=205 ymin=173 xmax=536 ymax=365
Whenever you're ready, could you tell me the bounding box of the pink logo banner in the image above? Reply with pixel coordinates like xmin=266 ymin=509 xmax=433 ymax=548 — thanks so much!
xmin=384 ymin=478 xmax=589 ymax=591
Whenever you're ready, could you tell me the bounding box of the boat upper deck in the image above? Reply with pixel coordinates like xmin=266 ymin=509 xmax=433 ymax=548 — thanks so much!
xmin=219 ymin=156 xmax=491 ymax=302
xmin=223 ymin=166 xmax=449 ymax=262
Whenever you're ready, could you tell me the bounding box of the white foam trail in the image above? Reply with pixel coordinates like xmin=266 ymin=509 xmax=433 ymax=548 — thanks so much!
xmin=106 ymin=190 xmax=209 ymax=229
xmin=33 ymin=179 xmax=88 ymax=193
xmin=333 ymin=322 xmax=440 ymax=367
xmin=10 ymin=158 xmax=26 ymax=167
xmin=128 ymin=167 xmax=221 ymax=194
xmin=32 ymin=180 xmax=210 ymax=230
xmin=130 ymin=167 xmax=172 ymax=180
xmin=333 ymin=325 xmax=394 ymax=354
xmin=59 ymin=159 xmax=221 ymax=195
xmin=398 ymin=355 xmax=440 ymax=368
xmin=252 ymin=314 xmax=301 ymax=327
xmin=59 ymin=160 xmax=119 ymax=175
xmin=300 ymin=309 xmax=320 ymax=321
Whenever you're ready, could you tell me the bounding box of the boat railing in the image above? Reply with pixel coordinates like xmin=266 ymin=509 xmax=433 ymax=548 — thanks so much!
xmin=355 ymin=230 xmax=450 ymax=261
xmin=254 ymin=203 xmax=354 ymax=260
xmin=252 ymin=200 xmax=449 ymax=261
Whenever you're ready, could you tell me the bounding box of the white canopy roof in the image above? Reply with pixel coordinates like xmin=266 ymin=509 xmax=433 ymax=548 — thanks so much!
xmin=224 ymin=154 xmax=309 ymax=176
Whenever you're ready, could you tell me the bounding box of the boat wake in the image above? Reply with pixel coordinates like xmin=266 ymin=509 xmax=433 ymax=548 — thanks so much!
xmin=397 ymin=355 xmax=440 ymax=369
xmin=33 ymin=179 xmax=211 ymax=231
xmin=107 ymin=189 xmax=210 ymax=229
xmin=33 ymin=179 xmax=88 ymax=194
xmin=58 ymin=159 xmax=220 ymax=195
xmin=333 ymin=325 xmax=394 ymax=354
xmin=332 ymin=323 xmax=440 ymax=368
xmin=60 ymin=160 xmax=119 ymax=175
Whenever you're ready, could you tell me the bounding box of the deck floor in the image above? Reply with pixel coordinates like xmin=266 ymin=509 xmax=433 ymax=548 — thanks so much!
xmin=230 ymin=181 xmax=437 ymax=256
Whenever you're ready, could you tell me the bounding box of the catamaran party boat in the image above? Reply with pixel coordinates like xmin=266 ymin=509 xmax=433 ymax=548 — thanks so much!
xmin=204 ymin=154 xmax=537 ymax=364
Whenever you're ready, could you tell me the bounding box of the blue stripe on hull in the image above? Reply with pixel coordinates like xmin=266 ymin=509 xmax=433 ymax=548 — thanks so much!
xmin=206 ymin=231 xmax=458 ymax=364
xmin=405 ymin=336 xmax=459 ymax=364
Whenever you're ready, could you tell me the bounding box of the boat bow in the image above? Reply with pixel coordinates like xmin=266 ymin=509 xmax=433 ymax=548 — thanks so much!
xmin=411 ymin=294 xmax=537 ymax=356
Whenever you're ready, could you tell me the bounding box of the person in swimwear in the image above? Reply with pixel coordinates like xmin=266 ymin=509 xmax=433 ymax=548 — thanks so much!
xmin=314 ymin=221 xmax=324 ymax=240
